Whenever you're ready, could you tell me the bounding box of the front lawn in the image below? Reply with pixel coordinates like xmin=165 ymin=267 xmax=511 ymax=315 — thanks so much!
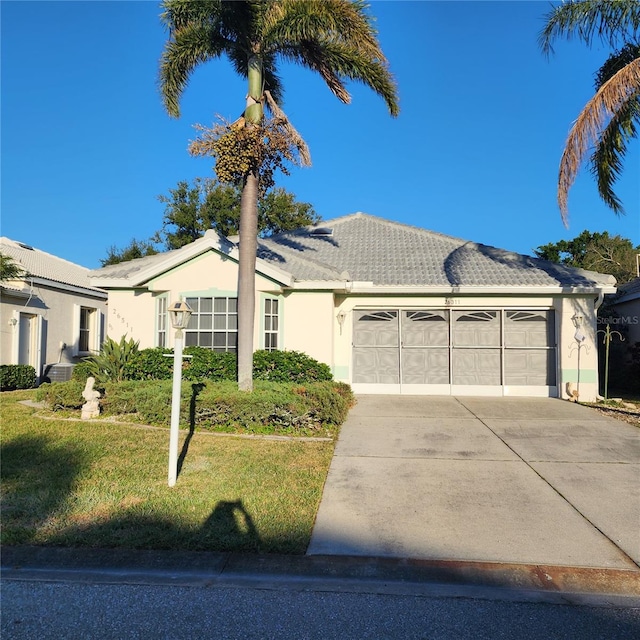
xmin=1 ymin=390 xmax=335 ymax=554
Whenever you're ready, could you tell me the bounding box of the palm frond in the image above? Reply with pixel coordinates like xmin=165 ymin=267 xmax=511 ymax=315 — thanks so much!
xmin=264 ymin=90 xmax=311 ymax=166
xmin=539 ymin=0 xmax=640 ymax=56
xmin=558 ymin=57 xmax=640 ymax=223
xmin=161 ymin=0 xmax=222 ymax=33
xmin=281 ymin=39 xmax=399 ymax=116
xmin=160 ymin=23 xmax=229 ymax=118
xmin=595 ymin=42 xmax=640 ymax=89
xmin=589 ymin=96 xmax=639 ymax=214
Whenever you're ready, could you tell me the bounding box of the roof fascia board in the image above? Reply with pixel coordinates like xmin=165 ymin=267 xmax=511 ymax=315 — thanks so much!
xmin=334 ymin=284 xmax=616 ymax=295
xmin=27 ymin=276 xmax=107 ymax=298
xmin=98 ymin=237 xmax=294 ymax=288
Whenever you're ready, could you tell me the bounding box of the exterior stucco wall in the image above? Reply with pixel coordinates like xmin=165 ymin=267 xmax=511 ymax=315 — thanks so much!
xmin=280 ymin=291 xmax=335 ymax=365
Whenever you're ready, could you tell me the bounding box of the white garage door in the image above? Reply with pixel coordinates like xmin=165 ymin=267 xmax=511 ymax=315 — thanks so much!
xmin=352 ymin=309 xmax=557 ymax=396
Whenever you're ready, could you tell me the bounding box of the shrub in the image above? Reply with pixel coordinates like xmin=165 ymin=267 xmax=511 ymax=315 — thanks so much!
xmin=125 ymin=347 xmax=174 ymax=380
xmin=0 ymin=365 xmax=37 ymax=391
xmin=252 ymin=350 xmax=332 ymax=383
xmin=82 ymin=336 xmax=140 ymax=383
xmin=71 ymin=360 xmax=94 ymax=382
xmin=183 ymin=347 xmax=237 ymax=381
xmin=35 ymin=380 xmax=85 ymax=409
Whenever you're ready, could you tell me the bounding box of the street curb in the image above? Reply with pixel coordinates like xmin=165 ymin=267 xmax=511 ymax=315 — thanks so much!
xmin=2 ymin=546 xmax=639 ymax=606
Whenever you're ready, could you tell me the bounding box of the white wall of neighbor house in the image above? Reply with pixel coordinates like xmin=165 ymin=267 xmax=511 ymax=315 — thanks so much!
xmin=1 ymin=283 xmax=106 ymax=378
xmin=330 ymin=293 xmax=603 ymax=402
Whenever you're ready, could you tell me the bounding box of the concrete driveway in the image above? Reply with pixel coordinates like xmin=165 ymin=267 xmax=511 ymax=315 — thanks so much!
xmin=308 ymin=396 xmax=639 ymax=569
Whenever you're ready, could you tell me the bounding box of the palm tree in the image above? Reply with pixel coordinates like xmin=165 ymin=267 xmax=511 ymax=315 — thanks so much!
xmin=539 ymin=0 xmax=640 ymax=224
xmin=159 ymin=0 xmax=398 ymax=391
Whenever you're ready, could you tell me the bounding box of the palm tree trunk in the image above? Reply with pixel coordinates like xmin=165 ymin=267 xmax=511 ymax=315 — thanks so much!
xmin=237 ymin=55 xmax=263 ymax=392
xmin=237 ymin=170 xmax=259 ymax=391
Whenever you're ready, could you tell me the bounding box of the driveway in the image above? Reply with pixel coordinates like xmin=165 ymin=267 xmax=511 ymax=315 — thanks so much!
xmin=307 ymin=396 xmax=640 ymax=569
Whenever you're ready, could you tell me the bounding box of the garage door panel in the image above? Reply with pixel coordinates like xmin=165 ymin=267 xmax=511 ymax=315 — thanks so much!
xmin=453 ymin=311 xmax=500 ymax=347
xmin=353 ymin=347 xmax=400 ymax=384
xmin=402 ymin=310 xmax=449 ymax=346
xmin=402 ymin=348 xmax=450 ymax=384
xmin=505 ymin=349 xmax=556 ymax=385
xmin=505 ymin=311 xmax=554 ymax=348
xmin=452 ymin=349 xmax=501 ymax=385
xmin=353 ymin=310 xmax=399 ymax=347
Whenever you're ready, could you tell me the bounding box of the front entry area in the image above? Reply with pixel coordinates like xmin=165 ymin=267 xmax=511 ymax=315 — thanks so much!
xmin=351 ymin=308 xmax=557 ymax=396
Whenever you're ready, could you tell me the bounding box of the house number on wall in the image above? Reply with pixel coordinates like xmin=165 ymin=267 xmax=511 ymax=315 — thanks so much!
xmin=445 ymin=298 xmax=461 ymax=306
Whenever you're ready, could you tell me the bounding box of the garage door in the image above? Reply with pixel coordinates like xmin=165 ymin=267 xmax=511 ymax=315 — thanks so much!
xmin=352 ymin=309 xmax=557 ymax=396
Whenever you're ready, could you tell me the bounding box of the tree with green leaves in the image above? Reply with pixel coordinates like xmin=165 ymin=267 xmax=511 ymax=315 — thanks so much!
xmin=101 ymin=238 xmax=160 ymax=267
xmin=534 ymin=230 xmax=640 ymax=283
xmin=101 ymin=180 xmax=320 ymax=264
xmin=159 ymin=0 xmax=399 ymax=391
xmin=157 ymin=178 xmax=321 ymax=249
xmin=539 ymin=0 xmax=640 ymax=224
xmin=0 ymin=253 xmax=25 ymax=282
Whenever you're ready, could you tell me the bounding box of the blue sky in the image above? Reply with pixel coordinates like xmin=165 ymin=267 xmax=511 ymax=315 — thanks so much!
xmin=2 ymin=0 xmax=638 ymax=270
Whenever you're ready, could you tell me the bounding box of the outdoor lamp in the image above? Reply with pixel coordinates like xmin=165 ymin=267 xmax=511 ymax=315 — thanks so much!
xmin=571 ymin=312 xmax=583 ymax=329
xmin=167 ymin=300 xmax=192 ymax=487
xmin=168 ymin=300 xmax=193 ymax=330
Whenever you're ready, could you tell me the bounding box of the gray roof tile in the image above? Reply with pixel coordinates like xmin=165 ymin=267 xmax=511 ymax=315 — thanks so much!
xmin=1 ymin=237 xmax=104 ymax=293
xmin=258 ymin=213 xmax=616 ymax=288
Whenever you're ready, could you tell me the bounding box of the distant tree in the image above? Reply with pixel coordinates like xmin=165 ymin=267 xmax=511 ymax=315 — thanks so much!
xmin=0 ymin=252 xmax=25 ymax=282
xmin=539 ymin=0 xmax=640 ymax=223
xmin=100 ymin=239 xmax=160 ymax=267
xmin=157 ymin=178 xmax=320 ymax=250
xmin=534 ymin=230 xmax=640 ymax=283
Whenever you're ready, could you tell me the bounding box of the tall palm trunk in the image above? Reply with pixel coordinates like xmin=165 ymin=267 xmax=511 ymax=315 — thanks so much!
xmin=237 ymin=55 xmax=263 ymax=392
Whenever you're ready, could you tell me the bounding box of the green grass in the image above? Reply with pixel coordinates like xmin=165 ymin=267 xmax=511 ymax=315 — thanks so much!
xmin=1 ymin=390 xmax=334 ymax=554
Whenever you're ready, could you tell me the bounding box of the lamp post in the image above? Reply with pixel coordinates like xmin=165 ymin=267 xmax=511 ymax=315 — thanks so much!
xmin=167 ymin=300 xmax=192 ymax=487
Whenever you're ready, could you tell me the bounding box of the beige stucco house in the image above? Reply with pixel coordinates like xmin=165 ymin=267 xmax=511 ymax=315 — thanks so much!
xmin=89 ymin=213 xmax=616 ymax=402
xmin=1 ymin=237 xmax=107 ymax=382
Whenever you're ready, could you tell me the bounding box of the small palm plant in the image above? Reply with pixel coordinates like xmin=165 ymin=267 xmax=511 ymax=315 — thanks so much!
xmin=83 ymin=336 xmax=140 ymax=383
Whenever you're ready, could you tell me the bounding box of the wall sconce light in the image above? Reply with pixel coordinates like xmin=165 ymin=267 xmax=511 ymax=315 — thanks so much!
xmin=336 ymin=310 xmax=347 ymax=335
xmin=571 ymin=312 xmax=583 ymax=329
xmin=8 ymin=318 xmax=17 ymax=327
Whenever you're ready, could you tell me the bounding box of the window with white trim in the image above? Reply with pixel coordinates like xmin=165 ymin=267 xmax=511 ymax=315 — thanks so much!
xmin=264 ymin=298 xmax=279 ymax=351
xmin=185 ymin=296 xmax=237 ymax=352
xmin=157 ymin=297 xmax=168 ymax=347
xmin=74 ymin=305 xmax=101 ymax=355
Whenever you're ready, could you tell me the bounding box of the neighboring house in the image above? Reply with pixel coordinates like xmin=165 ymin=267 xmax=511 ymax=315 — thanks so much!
xmin=1 ymin=237 xmax=107 ymax=382
xmin=608 ymin=277 xmax=640 ymax=346
xmin=89 ymin=213 xmax=616 ymax=402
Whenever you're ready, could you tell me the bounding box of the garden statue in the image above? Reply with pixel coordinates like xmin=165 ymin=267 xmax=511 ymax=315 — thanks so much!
xmin=81 ymin=376 xmax=101 ymax=419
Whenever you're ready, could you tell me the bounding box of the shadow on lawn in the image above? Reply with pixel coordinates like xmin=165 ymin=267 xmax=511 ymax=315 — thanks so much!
xmin=0 ymin=435 xmax=88 ymax=544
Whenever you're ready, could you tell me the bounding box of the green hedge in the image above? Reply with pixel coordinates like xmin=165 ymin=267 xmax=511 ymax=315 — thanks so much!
xmin=0 ymin=365 xmax=37 ymax=391
xmin=35 ymin=379 xmax=354 ymax=437
xmin=73 ymin=347 xmax=332 ymax=384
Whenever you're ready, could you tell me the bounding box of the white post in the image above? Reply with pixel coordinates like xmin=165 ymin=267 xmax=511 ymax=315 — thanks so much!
xmin=168 ymin=327 xmax=184 ymax=487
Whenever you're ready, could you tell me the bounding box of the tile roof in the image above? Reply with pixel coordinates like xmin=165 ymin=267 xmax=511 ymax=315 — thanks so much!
xmin=257 ymin=213 xmax=616 ymax=289
xmin=89 ymin=213 xmax=617 ymax=291
xmin=615 ymin=277 xmax=640 ymax=303
xmin=0 ymin=237 xmax=105 ymax=293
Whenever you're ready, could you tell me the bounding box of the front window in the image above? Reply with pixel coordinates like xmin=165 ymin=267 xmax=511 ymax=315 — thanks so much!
xmin=185 ymin=296 xmax=237 ymax=352
xmin=157 ymin=297 xmax=168 ymax=347
xmin=264 ymin=298 xmax=279 ymax=351
xmin=79 ymin=307 xmax=94 ymax=353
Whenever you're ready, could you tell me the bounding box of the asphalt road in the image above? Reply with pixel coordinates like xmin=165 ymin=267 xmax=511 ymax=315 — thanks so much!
xmin=3 ymin=579 xmax=639 ymax=640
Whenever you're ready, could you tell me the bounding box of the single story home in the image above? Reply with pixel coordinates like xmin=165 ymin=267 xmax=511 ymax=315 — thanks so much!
xmin=89 ymin=213 xmax=616 ymax=402
xmin=1 ymin=237 xmax=107 ymax=382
